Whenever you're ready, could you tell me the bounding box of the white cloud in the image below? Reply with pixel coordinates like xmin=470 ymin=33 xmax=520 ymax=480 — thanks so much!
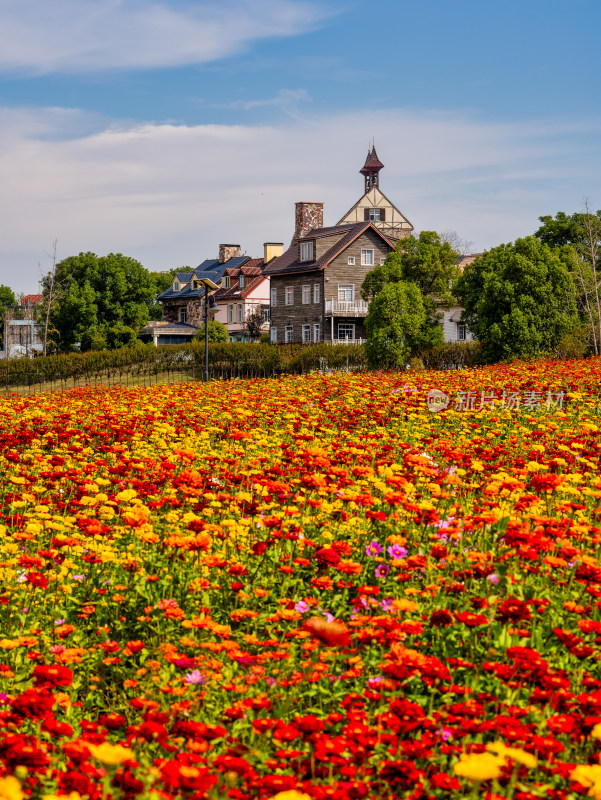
xmin=0 ymin=0 xmax=332 ymax=73
xmin=0 ymin=105 xmax=599 ymax=291
xmin=217 ymin=89 xmax=312 ymax=111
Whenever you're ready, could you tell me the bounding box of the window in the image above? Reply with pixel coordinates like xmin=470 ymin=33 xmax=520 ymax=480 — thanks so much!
xmin=173 ymin=280 xmax=180 ymax=291
xmin=228 ymin=304 xmax=234 ymax=323
xmin=285 ymin=324 xmax=293 ymax=343
xmin=302 ymin=324 xmax=311 ymax=343
xmin=285 ymin=286 xmax=294 ymax=305
xmin=237 ymin=304 xmax=243 ymax=323
xmin=239 ymin=275 xmax=245 ymax=288
xmin=347 ymin=256 xmax=356 ymax=266
xmin=338 ymin=323 xmax=355 ymax=341
xmin=178 ymin=307 xmax=187 ymax=323
xmin=261 ymin=305 xmax=270 ymax=321
xmin=223 ymin=276 xmax=230 ymax=289
xmin=313 ymin=323 xmax=320 ymax=343
xmin=369 ymin=208 xmax=381 ymax=221
xmin=302 ymin=285 xmax=311 ymax=304
xmin=338 ymin=284 xmax=354 ymax=302
xmin=361 ymin=249 xmax=374 ymax=266
xmin=313 ymin=284 xmax=320 ymax=304
xmin=270 ymin=327 xmax=277 ymax=343
xmin=271 ymin=287 xmax=277 ymax=307
xmin=299 ymin=241 xmax=314 ymax=262
xmin=457 ymin=324 xmax=467 ymax=341
xmin=380 ymin=257 xmax=386 ymax=266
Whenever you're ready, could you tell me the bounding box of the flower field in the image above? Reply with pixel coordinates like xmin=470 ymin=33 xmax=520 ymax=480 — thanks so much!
xmin=2 ymin=358 xmax=601 ymax=799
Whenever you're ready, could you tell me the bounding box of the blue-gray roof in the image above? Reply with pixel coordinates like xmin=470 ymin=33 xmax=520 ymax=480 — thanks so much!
xmin=158 ymin=256 xmax=249 ymax=302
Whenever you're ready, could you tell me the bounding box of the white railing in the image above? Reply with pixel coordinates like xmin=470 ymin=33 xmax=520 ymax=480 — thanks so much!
xmin=324 ymin=299 xmax=369 ymax=316
xmin=325 ymin=338 xmax=366 ymax=346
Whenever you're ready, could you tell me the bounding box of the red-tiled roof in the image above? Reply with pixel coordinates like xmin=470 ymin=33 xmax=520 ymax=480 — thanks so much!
xmin=263 ymin=222 xmax=396 ymax=276
xmin=21 ymin=294 xmax=42 ymax=306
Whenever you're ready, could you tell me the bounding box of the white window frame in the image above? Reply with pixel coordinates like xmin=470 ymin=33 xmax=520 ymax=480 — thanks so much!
xmin=285 ymin=286 xmax=294 ymax=306
xmin=302 ymin=324 xmax=311 ymax=343
xmin=285 ymin=324 xmax=293 ymax=343
xmin=271 ymin=287 xmax=277 ymax=307
xmin=299 ymin=241 xmax=314 ymax=262
xmin=237 ymin=304 xmax=243 ymax=323
xmin=380 ymin=256 xmax=386 ymax=266
xmin=338 ymin=284 xmax=354 ymax=302
xmin=347 ymin=256 xmax=355 ymax=266
xmin=338 ymin=323 xmax=355 ymax=341
xmin=223 ymin=276 xmax=230 ymax=289
xmin=369 ymin=208 xmax=381 ymax=221
xmin=270 ymin=327 xmax=277 ymax=343
xmin=313 ymin=323 xmax=320 ymax=343
xmin=302 ymin=285 xmax=311 ymax=304
xmin=178 ymin=307 xmax=187 ymax=323
xmin=361 ymin=249 xmax=375 ymax=267
xmin=313 ymin=284 xmax=320 ymax=304
xmin=227 ymin=304 xmax=234 ymax=323
xmin=173 ymin=280 xmax=180 ymax=291
xmin=239 ymin=275 xmax=245 ymax=288
xmin=457 ymin=324 xmax=467 ymax=341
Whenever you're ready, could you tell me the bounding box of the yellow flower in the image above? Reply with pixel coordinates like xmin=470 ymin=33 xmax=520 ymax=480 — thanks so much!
xmin=571 ymin=764 xmax=601 ymax=798
xmin=0 ymin=776 xmax=23 ymax=800
xmin=87 ymin=742 xmax=134 ymax=765
xmin=453 ymin=751 xmax=505 ymax=782
xmin=486 ymin=741 xmax=537 ymax=769
xmin=592 ymin=723 xmax=601 ymax=740
xmin=270 ymin=792 xmax=312 ymax=800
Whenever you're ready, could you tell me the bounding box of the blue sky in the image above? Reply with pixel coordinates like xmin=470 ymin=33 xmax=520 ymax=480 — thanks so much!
xmin=0 ymin=0 xmax=599 ymax=291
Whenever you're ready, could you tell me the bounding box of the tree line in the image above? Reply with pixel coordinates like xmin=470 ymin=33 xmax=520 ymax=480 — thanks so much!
xmin=362 ymin=207 xmax=601 ymax=367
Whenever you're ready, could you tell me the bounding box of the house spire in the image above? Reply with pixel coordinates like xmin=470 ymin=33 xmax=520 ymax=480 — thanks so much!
xmin=359 ymin=144 xmax=384 ymax=193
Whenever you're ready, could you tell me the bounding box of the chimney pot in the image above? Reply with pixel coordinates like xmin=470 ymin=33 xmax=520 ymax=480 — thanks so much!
xmin=219 ymin=244 xmax=241 ymax=264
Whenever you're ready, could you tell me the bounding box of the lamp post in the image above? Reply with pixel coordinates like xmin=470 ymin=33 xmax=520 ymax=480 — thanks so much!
xmin=197 ymin=277 xmax=218 ymax=382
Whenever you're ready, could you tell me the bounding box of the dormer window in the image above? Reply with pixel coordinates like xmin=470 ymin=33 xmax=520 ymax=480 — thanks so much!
xmin=223 ymin=276 xmax=230 ymax=289
xmin=173 ymin=280 xmax=180 ymax=291
xmin=240 ymin=275 xmax=245 ymax=288
xmin=299 ymin=241 xmax=314 ymax=262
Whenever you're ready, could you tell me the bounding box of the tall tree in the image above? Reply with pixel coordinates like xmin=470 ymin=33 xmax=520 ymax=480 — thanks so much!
xmin=42 ymin=252 xmax=155 ymax=352
xmin=361 ymin=231 xmax=461 ymax=352
xmin=456 ymin=236 xmax=578 ymax=363
xmin=536 ymin=205 xmax=601 ymax=354
xmin=364 ymin=282 xmax=426 ymax=369
xmin=0 ymin=284 xmax=17 ymax=351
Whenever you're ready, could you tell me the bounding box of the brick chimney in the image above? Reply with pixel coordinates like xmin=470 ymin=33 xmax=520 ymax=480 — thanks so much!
xmin=219 ymin=244 xmax=241 ymax=263
xmin=293 ymin=202 xmax=324 ymax=243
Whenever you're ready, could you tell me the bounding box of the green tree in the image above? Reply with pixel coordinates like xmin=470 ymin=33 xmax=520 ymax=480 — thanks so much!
xmin=0 ymin=285 xmax=16 ymax=350
xmin=193 ymin=320 xmax=229 ymax=343
xmin=362 ymin=231 xmax=459 ymax=352
xmin=536 ymin=206 xmax=601 ymax=354
xmin=456 ymin=236 xmax=578 ymax=363
xmin=43 ymin=252 xmax=155 ymax=351
xmin=364 ymin=282 xmax=426 ymax=369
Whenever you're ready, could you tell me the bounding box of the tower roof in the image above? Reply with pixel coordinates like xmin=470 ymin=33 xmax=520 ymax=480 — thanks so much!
xmin=360 ymin=145 xmax=384 ymax=176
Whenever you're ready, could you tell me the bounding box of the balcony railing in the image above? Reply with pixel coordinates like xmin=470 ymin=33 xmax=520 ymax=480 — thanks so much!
xmin=324 ymin=299 xmax=369 ymax=316
xmin=325 ymin=338 xmax=366 ymax=346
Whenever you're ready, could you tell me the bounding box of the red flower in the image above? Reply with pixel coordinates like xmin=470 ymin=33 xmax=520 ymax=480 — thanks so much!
xmin=497 ymin=597 xmax=532 ymax=625
xmin=303 ymin=617 xmax=350 ymax=647
xmin=33 ymin=664 xmax=73 ymax=688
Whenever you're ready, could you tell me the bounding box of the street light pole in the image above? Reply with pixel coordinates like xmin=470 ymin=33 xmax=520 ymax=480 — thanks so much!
xmin=204 ymin=285 xmax=209 ymax=383
xmin=197 ymin=277 xmax=218 ymax=383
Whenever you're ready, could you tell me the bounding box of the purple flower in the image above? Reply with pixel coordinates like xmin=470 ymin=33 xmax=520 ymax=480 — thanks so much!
xmin=365 ymin=540 xmax=383 ymax=558
xmin=387 ymin=544 xmax=408 ymax=559
xmin=295 ymin=600 xmax=310 ymax=613
xmin=375 ymin=564 xmax=390 ymax=580
xmin=184 ymin=670 xmax=206 ymax=685
xmin=486 ymin=573 xmax=499 ymax=585
xmin=54 ymin=619 xmax=66 ymax=626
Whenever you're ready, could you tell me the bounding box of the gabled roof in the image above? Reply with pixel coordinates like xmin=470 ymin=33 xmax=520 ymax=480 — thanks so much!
xmin=215 ymin=258 xmax=267 ymax=301
xmin=263 ymin=222 xmax=396 ymax=277
xmin=336 ymin=186 xmax=413 ymax=231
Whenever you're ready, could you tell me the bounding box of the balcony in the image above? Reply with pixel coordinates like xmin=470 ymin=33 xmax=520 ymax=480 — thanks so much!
xmin=324 ymin=299 xmax=369 ymax=317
